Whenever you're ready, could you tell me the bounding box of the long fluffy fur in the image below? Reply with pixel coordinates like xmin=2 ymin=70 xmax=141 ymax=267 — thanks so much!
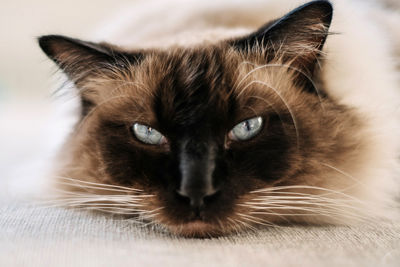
xmin=40 ymin=0 xmax=400 ymax=237
xmin=93 ymin=0 xmax=400 ymax=220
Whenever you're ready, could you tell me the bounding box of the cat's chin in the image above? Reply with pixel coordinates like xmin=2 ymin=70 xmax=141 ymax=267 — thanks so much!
xmin=167 ymin=220 xmax=228 ymax=238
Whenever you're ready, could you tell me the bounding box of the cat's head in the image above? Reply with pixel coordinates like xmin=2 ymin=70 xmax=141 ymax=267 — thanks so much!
xmin=39 ymin=1 xmax=367 ymax=237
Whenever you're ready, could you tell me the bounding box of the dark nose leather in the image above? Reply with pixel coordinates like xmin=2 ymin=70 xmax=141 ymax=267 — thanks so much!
xmin=177 ymin=139 xmax=219 ymax=209
xmin=176 ymin=186 xmax=219 ymax=209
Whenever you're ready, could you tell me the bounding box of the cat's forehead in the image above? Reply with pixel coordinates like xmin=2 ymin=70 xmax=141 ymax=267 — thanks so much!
xmin=99 ymin=46 xmax=303 ymax=130
xmin=138 ymin=48 xmax=299 ymax=120
xmin=144 ymin=47 xmax=230 ymax=87
xmin=137 ymin=48 xmax=235 ymax=127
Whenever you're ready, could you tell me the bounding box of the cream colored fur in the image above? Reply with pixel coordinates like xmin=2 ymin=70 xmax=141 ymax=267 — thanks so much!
xmin=91 ymin=0 xmax=400 ymax=221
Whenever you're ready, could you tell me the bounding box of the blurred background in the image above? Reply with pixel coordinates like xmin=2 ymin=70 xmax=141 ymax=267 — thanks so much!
xmin=0 ymin=0 xmax=133 ymax=199
xmin=0 ymin=0 xmax=136 ymax=100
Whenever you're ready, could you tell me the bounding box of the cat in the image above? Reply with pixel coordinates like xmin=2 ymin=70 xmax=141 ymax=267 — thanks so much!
xmin=38 ymin=0 xmax=400 ymax=237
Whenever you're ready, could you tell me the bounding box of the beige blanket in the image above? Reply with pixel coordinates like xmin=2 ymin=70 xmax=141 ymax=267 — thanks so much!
xmin=1 ymin=201 xmax=400 ymax=267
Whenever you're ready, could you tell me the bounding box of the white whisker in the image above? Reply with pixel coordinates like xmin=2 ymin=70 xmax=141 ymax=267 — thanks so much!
xmin=248 ymin=80 xmax=300 ymax=149
xmin=250 ymin=185 xmax=367 ymax=204
xmin=55 ymin=176 xmax=143 ymax=192
xmin=235 ymin=63 xmax=325 ymax=111
xmin=320 ymin=162 xmax=369 ymax=188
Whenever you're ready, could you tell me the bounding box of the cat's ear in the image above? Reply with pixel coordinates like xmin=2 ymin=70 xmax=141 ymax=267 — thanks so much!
xmin=38 ymin=35 xmax=141 ymax=85
xmin=39 ymin=35 xmax=143 ymax=116
xmin=230 ymin=0 xmax=333 ymax=76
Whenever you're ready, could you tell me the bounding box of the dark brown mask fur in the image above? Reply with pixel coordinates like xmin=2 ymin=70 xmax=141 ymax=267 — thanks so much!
xmin=39 ymin=1 xmax=366 ymax=237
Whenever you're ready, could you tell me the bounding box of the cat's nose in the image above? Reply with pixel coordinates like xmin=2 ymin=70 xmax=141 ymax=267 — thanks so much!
xmin=177 ymin=139 xmax=220 ymax=209
xmin=176 ymin=161 xmax=220 ymax=209
xmin=176 ymin=186 xmax=220 ymax=209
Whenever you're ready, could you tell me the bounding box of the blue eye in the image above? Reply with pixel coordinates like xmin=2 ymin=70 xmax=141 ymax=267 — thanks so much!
xmin=229 ymin=117 xmax=263 ymax=141
xmin=132 ymin=123 xmax=166 ymax=145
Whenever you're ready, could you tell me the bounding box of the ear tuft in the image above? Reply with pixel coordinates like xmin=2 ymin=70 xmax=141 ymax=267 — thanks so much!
xmin=38 ymin=35 xmax=114 ymax=66
xmin=38 ymin=35 xmax=144 ymax=116
xmin=38 ymin=35 xmax=142 ymax=85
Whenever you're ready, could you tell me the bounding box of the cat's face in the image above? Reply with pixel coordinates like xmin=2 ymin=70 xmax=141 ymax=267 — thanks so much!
xmin=39 ymin=1 xmax=366 ymax=236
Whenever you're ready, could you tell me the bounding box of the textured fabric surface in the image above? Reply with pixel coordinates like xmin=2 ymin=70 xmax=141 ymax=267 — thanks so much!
xmin=1 ymin=200 xmax=400 ymax=267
